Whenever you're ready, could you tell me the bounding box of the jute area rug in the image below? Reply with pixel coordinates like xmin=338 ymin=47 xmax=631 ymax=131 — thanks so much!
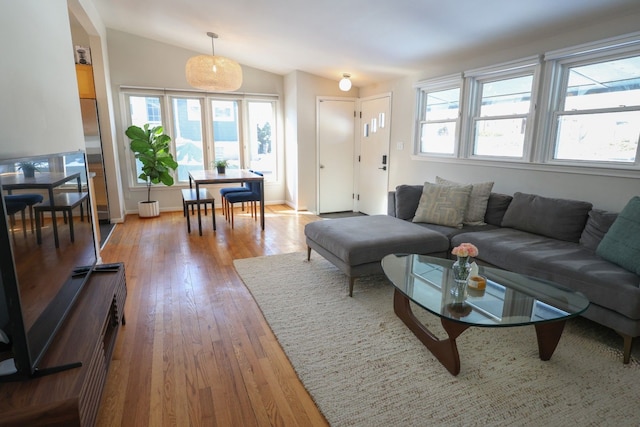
xmin=234 ymin=252 xmax=639 ymax=427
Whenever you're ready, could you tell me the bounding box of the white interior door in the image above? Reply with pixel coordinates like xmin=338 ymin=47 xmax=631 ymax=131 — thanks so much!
xmin=357 ymin=95 xmax=391 ymax=215
xmin=318 ymin=98 xmax=356 ymax=214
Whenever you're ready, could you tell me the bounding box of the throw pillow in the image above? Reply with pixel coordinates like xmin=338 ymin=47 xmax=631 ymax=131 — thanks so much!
xmin=436 ymin=177 xmax=494 ymax=225
xmin=394 ymin=184 xmax=424 ymax=220
xmin=501 ymin=192 xmax=592 ymax=243
xmin=596 ymin=197 xmax=640 ymax=275
xmin=484 ymin=193 xmax=513 ymax=226
xmin=412 ymin=182 xmax=472 ymax=228
xmin=579 ymin=209 xmax=618 ymax=251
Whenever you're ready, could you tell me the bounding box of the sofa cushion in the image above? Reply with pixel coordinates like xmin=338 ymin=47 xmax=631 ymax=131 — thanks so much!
xmin=394 ymin=184 xmax=423 ymax=220
xmin=484 ymin=193 xmax=513 ymax=226
xmin=580 ymin=209 xmax=618 ymax=251
xmin=501 ymin=192 xmax=592 ymax=243
xmin=596 ymin=196 xmax=640 ymax=275
xmin=452 ymin=228 xmax=640 ymax=320
xmin=304 ymin=215 xmax=449 ymax=266
xmin=413 ymin=182 xmax=472 ymax=228
xmin=435 ymin=177 xmax=494 ymax=226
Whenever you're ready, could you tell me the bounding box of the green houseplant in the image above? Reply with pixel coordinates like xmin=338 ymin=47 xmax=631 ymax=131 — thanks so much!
xmin=17 ymin=162 xmax=40 ymax=178
xmin=214 ymin=159 xmax=228 ymax=174
xmin=126 ymin=124 xmax=178 ymax=217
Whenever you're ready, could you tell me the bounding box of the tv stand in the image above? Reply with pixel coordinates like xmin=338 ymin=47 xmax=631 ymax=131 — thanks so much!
xmin=0 ymin=263 xmax=126 ymax=426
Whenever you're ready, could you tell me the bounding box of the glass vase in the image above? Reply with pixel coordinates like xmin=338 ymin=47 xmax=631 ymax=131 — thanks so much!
xmin=451 ymin=256 xmax=471 ymax=303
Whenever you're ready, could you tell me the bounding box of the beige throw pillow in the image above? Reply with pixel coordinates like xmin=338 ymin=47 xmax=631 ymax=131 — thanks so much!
xmin=436 ymin=176 xmax=494 ymax=226
xmin=412 ymin=182 xmax=472 ymax=228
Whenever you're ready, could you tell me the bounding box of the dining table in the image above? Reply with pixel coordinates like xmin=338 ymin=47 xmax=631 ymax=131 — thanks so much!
xmin=188 ymin=169 xmax=265 ymax=235
xmin=1 ymin=171 xmax=82 ymax=248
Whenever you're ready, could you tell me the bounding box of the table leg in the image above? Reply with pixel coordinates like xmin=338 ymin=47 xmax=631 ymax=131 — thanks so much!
xmin=534 ymin=321 xmax=566 ymax=361
xmin=49 ymin=188 xmax=60 ymax=248
xmin=259 ymin=178 xmax=264 ymax=230
xmin=393 ymin=289 xmax=469 ymax=376
xmin=196 ymin=183 xmax=203 ymax=236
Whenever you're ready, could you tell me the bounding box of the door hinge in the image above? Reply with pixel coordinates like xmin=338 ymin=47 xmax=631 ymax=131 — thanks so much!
xmin=358 ymin=155 xmax=361 ymax=162
xmin=357 ymin=194 xmax=360 ymax=201
xmin=360 ymin=111 xmax=362 ymax=118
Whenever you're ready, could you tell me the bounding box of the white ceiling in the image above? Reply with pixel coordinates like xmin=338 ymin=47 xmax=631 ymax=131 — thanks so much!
xmin=92 ymin=0 xmax=640 ymax=87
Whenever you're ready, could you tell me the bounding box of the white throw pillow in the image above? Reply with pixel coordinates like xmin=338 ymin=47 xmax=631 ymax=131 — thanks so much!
xmin=436 ymin=176 xmax=494 ymax=226
xmin=412 ymin=182 xmax=472 ymax=228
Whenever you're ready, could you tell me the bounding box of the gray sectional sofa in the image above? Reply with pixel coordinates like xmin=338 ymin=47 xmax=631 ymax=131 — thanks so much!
xmin=388 ymin=184 xmax=640 ymax=364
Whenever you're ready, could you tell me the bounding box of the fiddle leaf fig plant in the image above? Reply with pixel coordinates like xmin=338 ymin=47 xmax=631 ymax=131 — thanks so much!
xmin=126 ymin=124 xmax=179 ymax=203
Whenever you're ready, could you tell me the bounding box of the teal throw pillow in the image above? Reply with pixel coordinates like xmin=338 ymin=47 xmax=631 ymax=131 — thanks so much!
xmin=596 ymin=196 xmax=640 ymax=275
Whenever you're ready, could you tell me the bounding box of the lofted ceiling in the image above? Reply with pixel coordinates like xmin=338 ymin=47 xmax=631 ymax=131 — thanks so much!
xmin=91 ymin=0 xmax=640 ymax=87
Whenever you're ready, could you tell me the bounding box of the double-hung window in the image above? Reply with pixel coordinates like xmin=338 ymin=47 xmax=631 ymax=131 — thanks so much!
xmin=415 ymin=75 xmax=462 ymax=155
xmin=545 ymin=49 xmax=640 ymax=164
xmin=465 ymin=57 xmax=540 ymax=159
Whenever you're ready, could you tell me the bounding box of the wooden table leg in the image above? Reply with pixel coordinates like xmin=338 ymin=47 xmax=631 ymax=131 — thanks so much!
xmin=534 ymin=321 xmax=566 ymax=361
xmin=393 ymin=289 xmax=470 ymax=375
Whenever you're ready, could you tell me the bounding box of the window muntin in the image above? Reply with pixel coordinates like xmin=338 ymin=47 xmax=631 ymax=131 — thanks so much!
xmin=416 ymin=81 xmax=461 ymax=155
xmin=471 ymin=73 xmax=535 ymax=158
xmin=552 ymin=54 xmax=640 ymax=163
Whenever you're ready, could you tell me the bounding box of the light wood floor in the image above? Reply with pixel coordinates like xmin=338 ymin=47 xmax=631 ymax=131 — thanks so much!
xmin=96 ymin=205 xmax=329 ymax=426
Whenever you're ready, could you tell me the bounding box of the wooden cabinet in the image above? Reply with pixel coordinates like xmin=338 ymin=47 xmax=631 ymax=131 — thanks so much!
xmin=75 ymin=64 xmax=96 ymax=99
xmin=0 ymin=264 xmax=127 ymax=426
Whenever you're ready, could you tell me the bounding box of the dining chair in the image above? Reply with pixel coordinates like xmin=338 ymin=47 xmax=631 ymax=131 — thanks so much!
xmin=34 ymin=192 xmax=90 ymax=245
xmin=4 ymin=199 xmax=28 ymax=238
xmin=4 ymin=193 xmax=44 ymax=234
xmin=224 ymin=171 xmax=263 ymax=228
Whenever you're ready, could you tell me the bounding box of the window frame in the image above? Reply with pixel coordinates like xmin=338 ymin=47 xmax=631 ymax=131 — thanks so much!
xmin=462 ymin=56 xmax=541 ymax=162
xmin=414 ymin=74 xmax=463 ymax=157
xmin=540 ymin=35 xmax=640 ymax=168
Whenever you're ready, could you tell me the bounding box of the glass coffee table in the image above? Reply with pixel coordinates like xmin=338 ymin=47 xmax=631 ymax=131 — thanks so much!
xmin=381 ymin=254 xmax=590 ymax=376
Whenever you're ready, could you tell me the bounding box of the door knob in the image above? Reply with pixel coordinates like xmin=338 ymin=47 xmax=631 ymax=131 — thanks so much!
xmin=378 ymin=166 xmax=387 ymax=171
xmin=320 ymin=165 xmax=325 ymax=169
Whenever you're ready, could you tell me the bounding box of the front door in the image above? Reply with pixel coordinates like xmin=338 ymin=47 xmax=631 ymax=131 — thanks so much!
xmin=357 ymin=94 xmax=391 ymax=215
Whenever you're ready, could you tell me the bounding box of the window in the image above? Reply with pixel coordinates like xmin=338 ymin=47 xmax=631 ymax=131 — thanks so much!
xmin=247 ymin=100 xmax=276 ymax=179
xmin=172 ymin=97 xmax=204 ymax=182
xmin=414 ymin=32 xmax=640 ymax=172
xmin=127 ymin=95 xmax=164 ymax=183
xmin=548 ymin=54 xmax=640 ymax=164
xmin=211 ymin=100 xmax=241 ymax=168
xmin=415 ymin=75 xmax=461 ymax=155
xmin=123 ymin=90 xmax=279 ymax=187
xmin=465 ymin=58 xmax=539 ymax=159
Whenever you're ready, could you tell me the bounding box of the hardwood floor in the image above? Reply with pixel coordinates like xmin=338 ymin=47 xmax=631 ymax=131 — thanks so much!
xmin=96 ymin=205 xmax=329 ymax=426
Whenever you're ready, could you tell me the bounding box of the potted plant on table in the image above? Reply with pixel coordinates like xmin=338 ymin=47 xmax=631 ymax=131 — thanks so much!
xmin=214 ymin=159 xmax=228 ymax=174
xmin=17 ymin=162 xmax=40 ymax=178
xmin=126 ymin=124 xmax=179 ymax=217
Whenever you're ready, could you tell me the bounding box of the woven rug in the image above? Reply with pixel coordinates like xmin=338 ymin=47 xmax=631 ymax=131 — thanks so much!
xmin=234 ymin=252 xmax=639 ymax=426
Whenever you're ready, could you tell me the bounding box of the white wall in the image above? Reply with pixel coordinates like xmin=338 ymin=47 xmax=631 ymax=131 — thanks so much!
xmin=361 ymin=12 xmax=640 ymax=212
xmin=0 ymin=0 xmax=84 ymax=158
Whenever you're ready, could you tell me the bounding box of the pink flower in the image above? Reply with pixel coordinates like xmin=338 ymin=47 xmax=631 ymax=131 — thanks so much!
xmin=451 ymin=242 xmax=478 ymax=258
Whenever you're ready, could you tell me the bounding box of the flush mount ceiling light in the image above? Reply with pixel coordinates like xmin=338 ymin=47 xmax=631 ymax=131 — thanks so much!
xmin=339 ymin=73 xmax=352 ymax=91
xmin=185 ymin=32 xmax=243 ymax=92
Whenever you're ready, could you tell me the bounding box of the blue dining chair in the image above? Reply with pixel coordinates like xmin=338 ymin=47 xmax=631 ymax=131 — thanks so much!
xmin=224 ymin=171 xmax=263 ymax=228
xmin=4 ymin=198 xmax=28 ymax=238
xmin=5 ymin=193 xmax=44 ymax=234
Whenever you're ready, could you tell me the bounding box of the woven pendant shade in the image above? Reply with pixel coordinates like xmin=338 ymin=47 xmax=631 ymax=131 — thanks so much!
xmin=185 ymin=32 xmax=243 ymax=92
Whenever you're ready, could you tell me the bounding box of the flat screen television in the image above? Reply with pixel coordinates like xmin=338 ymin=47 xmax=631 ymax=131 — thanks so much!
xmin=0 ymin=151 xmax=97 ymax=380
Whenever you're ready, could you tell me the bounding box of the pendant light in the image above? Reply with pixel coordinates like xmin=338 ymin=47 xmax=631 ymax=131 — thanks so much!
xmin=186 ymin=32 xmax=243 ymax=92
xmin=339 ymin=73 xmax=352 ymax=91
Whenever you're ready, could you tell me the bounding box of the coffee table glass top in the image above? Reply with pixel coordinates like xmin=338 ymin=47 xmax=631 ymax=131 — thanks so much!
xmin=382 ymin=254 xmax=590 ymax=327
